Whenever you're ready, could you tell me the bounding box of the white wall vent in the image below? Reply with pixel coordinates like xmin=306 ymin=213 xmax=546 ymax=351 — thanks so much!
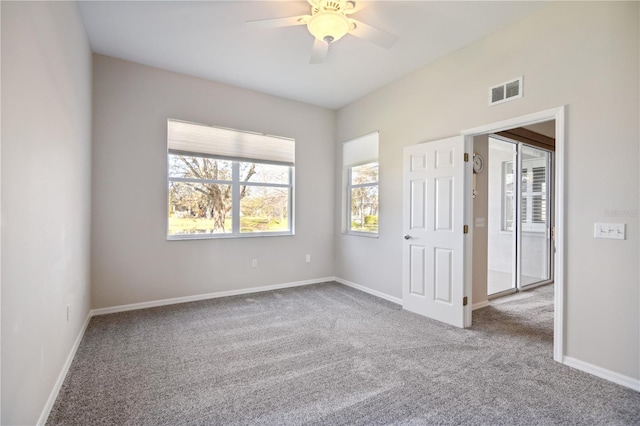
xmin=489 ymin=76 xmax=523 ymax=106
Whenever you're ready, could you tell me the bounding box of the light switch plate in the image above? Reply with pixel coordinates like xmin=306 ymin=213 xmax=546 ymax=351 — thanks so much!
xmin=594 ymin=223 xmax=626 ymax=240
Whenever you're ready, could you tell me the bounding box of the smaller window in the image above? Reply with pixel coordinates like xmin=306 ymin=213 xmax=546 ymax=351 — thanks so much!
xmin=343 ymin=132 xmax=379 ymax=236
xmin=348 ymin=162 xmax=379 ymax=234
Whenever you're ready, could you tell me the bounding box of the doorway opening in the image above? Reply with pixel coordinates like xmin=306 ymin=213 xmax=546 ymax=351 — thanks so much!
xmin=462 ymin=106 xmax=565 ymax=362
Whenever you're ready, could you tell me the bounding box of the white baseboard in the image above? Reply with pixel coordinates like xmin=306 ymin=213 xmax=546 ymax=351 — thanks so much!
xmin=91 ymin=277 xmax=335 ymax=316
xmin=472 ymin=300 xmax=490 ymax=311
xmin=334 ymin=277 xmax=402 ymax=305
xmin=563 ymin=356 xmax=640 ymax=392
xmin=38 ymin=312 xmax=92 ymax=425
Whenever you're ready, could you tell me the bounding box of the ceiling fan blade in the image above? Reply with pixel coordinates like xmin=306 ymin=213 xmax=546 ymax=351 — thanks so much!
xmin=246 ymin=15 xmax=310 ymax=29
xmin=310 ymin=38 xmax=329 ymax=64
xmin=349 ymin=19 xmax=398 ymax=49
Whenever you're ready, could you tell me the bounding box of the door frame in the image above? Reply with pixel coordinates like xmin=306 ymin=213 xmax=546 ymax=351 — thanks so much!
xmin=461 ymin=106 xmax=565 ymax=363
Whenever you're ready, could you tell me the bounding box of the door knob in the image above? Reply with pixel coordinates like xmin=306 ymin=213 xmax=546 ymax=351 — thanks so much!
xmin=404 ymin=234 xmax=411 ymax=240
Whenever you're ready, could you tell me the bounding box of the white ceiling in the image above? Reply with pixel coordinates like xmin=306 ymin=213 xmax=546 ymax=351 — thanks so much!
xmin=79 ymin=1 xmax=547 ymax=110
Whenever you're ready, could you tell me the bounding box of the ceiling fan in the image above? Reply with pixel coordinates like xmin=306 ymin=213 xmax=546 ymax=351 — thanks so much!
xmin=247 ymin=0 xmax=398 ymax=64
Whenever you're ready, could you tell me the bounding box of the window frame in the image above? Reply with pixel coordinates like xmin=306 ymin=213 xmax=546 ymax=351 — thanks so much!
xmin=342 ymin=132 xmax=380 ymax=237
xmin=346 ymin=162 xmax=379 ymax=236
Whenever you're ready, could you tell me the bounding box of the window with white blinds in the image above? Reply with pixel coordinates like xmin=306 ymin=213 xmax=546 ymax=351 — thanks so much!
xmin=523 ymin=165 xmax=547 ymax=226
xmin=168 ymin=119 xmax=294 ymax=165
xmin=502 ymin=157 xmax=548 ymax=232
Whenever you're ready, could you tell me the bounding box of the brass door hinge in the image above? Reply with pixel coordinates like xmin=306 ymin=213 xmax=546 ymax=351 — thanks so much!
xmin=463 ymin=296 xmax=468 ymax=306
xmin=463 ymin=225 xmax=469 ymax=234
xmin=464 ymin=153 xmax=469 ymax=162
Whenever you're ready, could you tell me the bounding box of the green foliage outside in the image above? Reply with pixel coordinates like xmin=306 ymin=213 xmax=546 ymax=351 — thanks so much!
xmin=240 ymin=217 xmax=287 ymax=233
xmin=364 ymin=215 xmax=378 ymax=225
xmin=351 ymin=215 xmax=378 ymax=233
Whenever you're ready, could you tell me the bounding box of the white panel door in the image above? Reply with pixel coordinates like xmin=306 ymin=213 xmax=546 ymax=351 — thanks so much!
xmin=402 ymin=136 xmax=468 ymax=328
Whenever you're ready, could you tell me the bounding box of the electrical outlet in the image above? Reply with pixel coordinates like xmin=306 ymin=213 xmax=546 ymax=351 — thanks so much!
xmin=594 ymin=223 xmax=626 ymax=240
xmin=252 ymin=259 xmax=257 ymax=268
xmin=66 ymin=305 xmax=71 ymax=322
xmin=306 ymin=254 xmax=311 ymax=263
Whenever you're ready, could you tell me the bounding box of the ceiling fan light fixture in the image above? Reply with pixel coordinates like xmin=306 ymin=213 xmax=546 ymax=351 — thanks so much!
xmin=307 ymin=11 xmax=350 ymax=43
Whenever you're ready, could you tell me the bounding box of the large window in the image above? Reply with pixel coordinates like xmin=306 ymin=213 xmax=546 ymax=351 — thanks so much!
xmin=167 ymin=120 xmax=294 ymax=239
xmin=343 ymin=132 xmax=379 ymax=235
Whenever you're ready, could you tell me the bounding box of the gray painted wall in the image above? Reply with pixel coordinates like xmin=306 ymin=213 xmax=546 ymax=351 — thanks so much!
xmin=1 ymin=2 xmax=92 ymax=424
xmin=91 ymin=55 xmax=336 ymax=309
xmin=335 ymin=2 xmax=639 ymax=380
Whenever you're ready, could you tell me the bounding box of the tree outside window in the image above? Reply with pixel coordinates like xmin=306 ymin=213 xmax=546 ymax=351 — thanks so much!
xmin=348 ymin=162 xmax=378 ymax=234
xmin=343 ymin=132 xmax=379 ymax=236
xmin=167 ymin=120 xmax=294 ymax=239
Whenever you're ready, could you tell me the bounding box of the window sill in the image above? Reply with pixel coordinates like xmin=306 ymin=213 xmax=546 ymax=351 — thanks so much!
xmin=167 ymin=231 xmax=294 ymax=241
xmin=344 ymin=231 xmax=379 ymax=238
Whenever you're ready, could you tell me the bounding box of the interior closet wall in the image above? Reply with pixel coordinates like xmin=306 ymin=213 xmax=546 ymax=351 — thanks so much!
xmin=472 ymin=136 xmax=489 ymax=308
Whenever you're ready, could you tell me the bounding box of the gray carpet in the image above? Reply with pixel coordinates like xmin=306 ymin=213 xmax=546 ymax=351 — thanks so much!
xmin=47 ymin=282 xmax=640 ymax=425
